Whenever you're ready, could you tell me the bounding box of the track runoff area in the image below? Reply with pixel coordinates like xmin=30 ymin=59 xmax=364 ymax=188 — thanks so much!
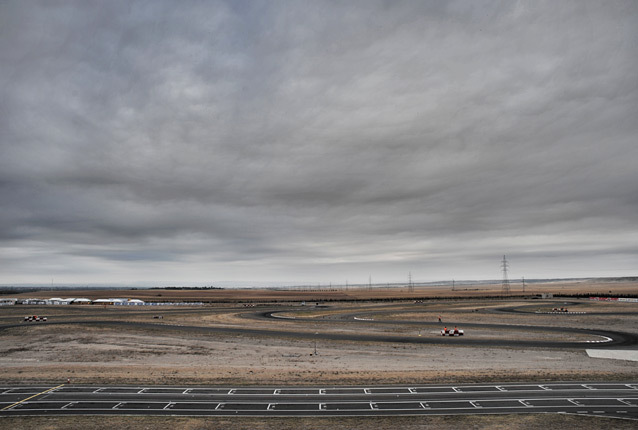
xmin=1 ymin=382 xmax=637 ymax=420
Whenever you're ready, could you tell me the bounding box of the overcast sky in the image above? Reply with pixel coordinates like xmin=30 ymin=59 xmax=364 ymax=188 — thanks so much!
xmin=1 ymin=1 xmax=637 ymax=286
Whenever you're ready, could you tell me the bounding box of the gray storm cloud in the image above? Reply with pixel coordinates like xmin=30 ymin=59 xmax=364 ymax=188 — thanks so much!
xmin=1 ymin=0 xmax=637 ymax=284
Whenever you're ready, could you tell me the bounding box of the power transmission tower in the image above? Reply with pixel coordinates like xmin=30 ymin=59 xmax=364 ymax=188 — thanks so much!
xmin=501 ymin=255 xmax=510 ymax=296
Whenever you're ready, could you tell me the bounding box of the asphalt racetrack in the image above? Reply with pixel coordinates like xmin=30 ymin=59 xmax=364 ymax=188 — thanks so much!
xmin=1 ymin=382 xmax=637 ymax=419
xmin=2 ymin=301 xmax=638 ymax=349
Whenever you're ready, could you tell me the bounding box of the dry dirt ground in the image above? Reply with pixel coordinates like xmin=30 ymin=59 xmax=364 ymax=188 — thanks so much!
xmin=1 ymin=280 xmax=637 ymax=428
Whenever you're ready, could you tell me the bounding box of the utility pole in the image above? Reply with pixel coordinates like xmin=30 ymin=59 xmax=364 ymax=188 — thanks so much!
xmin=522 ymin=276 xmax=526 ymax=293
xmin=501 ymin=255 xmax=510 ymax=296
xmin=408 ymin=272 xmax=413 ymax=293
xmin=452 ymin=279 xmax=455 ymax=291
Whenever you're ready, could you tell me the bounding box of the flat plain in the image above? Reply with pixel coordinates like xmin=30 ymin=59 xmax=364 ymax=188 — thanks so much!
xmin=1 ymin=279 xmax=637 ymax=429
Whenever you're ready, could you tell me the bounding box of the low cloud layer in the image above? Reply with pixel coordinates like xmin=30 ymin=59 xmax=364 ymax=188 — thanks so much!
xmin=1 ymin=1 xmax=637 ymax=285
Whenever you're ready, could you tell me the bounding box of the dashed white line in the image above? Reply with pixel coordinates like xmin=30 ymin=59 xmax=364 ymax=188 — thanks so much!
xmin=215 ymin=403 xmax=224 ymax=410
xmin=419 ymin=402 xmax=430 ymax=409
xmin=112 ymin=402 xmax=124 ymax=409
xmin=228 ymin=389 xmax=235 ymax=395
xmin=163 ymin=402 xmax=174 ymax=410
xmin=469 ymin=401 xmax=482 ymax=408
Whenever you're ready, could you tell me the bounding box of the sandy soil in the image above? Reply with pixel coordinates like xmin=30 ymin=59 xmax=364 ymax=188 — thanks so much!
xmin=2 ymin=284 xmax=638 ymax=429
xmin=1 ymin=294 xmax=638 ymax=386
xmin=4 ymin=414 xmax=638 ymax=430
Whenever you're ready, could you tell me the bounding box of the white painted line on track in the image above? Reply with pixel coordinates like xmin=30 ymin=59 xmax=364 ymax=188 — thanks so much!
xmin=618 ymin=399 xmax=636 ymax=406
xmin=319 ymin=389 xmax=326 ymax=395
xmin=420 ymin=402 xmax=430 ymax=409
xmin=319 ymin=403 xmax=326 ymax=410
xmin=137 ymin=388 xmax=146 ymax=394
xmin=93 ymin=388 xmax=104 ymax=393
xmin=581 ymin=385 xmax=594 ymax=390
xmin=163 ymin=402 xmax=174 ymax=410
xmin=568 ymin=399 xmax=582 ymax=406
xmin=519 ymin=400 xmax=532 ymax=407
xmin=267 ymin=403 xmax=275 ymax=410
xmin=364 ymin=388 xmax=371 ymax=395
xmin=370 ymin=402 xmax=378 ymax=410
xmin=452 ymin=387 xmax=461 ymax=392
xmin=215 ymin=403 xmax=224 ymax=410
xmin=409 ymin=388 xmax=417 ymax=394
xmin=183 ymin=389 xmax=191 ymax=394
xmin=61 ymin=402 xmax=75 ymax=409
xmin=273 ymin=389 xmax=280 ymax=395
xmin=496 ymin=386 xmax=506 ymax=391
xmin=470 ymin=401 xmax=481 ymax=408
xmin=540 ymin=385 xmax=550 ymax=390
xmin=112 ymin=402 xmax=124 ymax=409
xmin=228 ymin=389 xmax=235 ymax=395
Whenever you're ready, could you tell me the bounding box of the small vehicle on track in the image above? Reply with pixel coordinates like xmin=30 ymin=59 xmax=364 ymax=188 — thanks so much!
xmin=441 ymin=326 xmax=463 ymax=336
xmin=23 ymin=315 xmax=47 ymax=322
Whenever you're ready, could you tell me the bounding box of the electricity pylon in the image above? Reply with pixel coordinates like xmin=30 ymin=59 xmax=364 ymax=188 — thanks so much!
xmin=501 ymin=255 xmax=510 ymax=296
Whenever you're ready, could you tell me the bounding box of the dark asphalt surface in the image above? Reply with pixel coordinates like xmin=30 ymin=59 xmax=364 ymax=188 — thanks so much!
xmin=2 ymin=300 xmax=638 ymax=349
xmin=1 ymin=382 xmax=637 ymax=418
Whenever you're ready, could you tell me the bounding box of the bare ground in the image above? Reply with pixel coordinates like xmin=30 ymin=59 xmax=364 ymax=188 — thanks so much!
xmin=1 ymin=282 xmax=638 ymax=428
